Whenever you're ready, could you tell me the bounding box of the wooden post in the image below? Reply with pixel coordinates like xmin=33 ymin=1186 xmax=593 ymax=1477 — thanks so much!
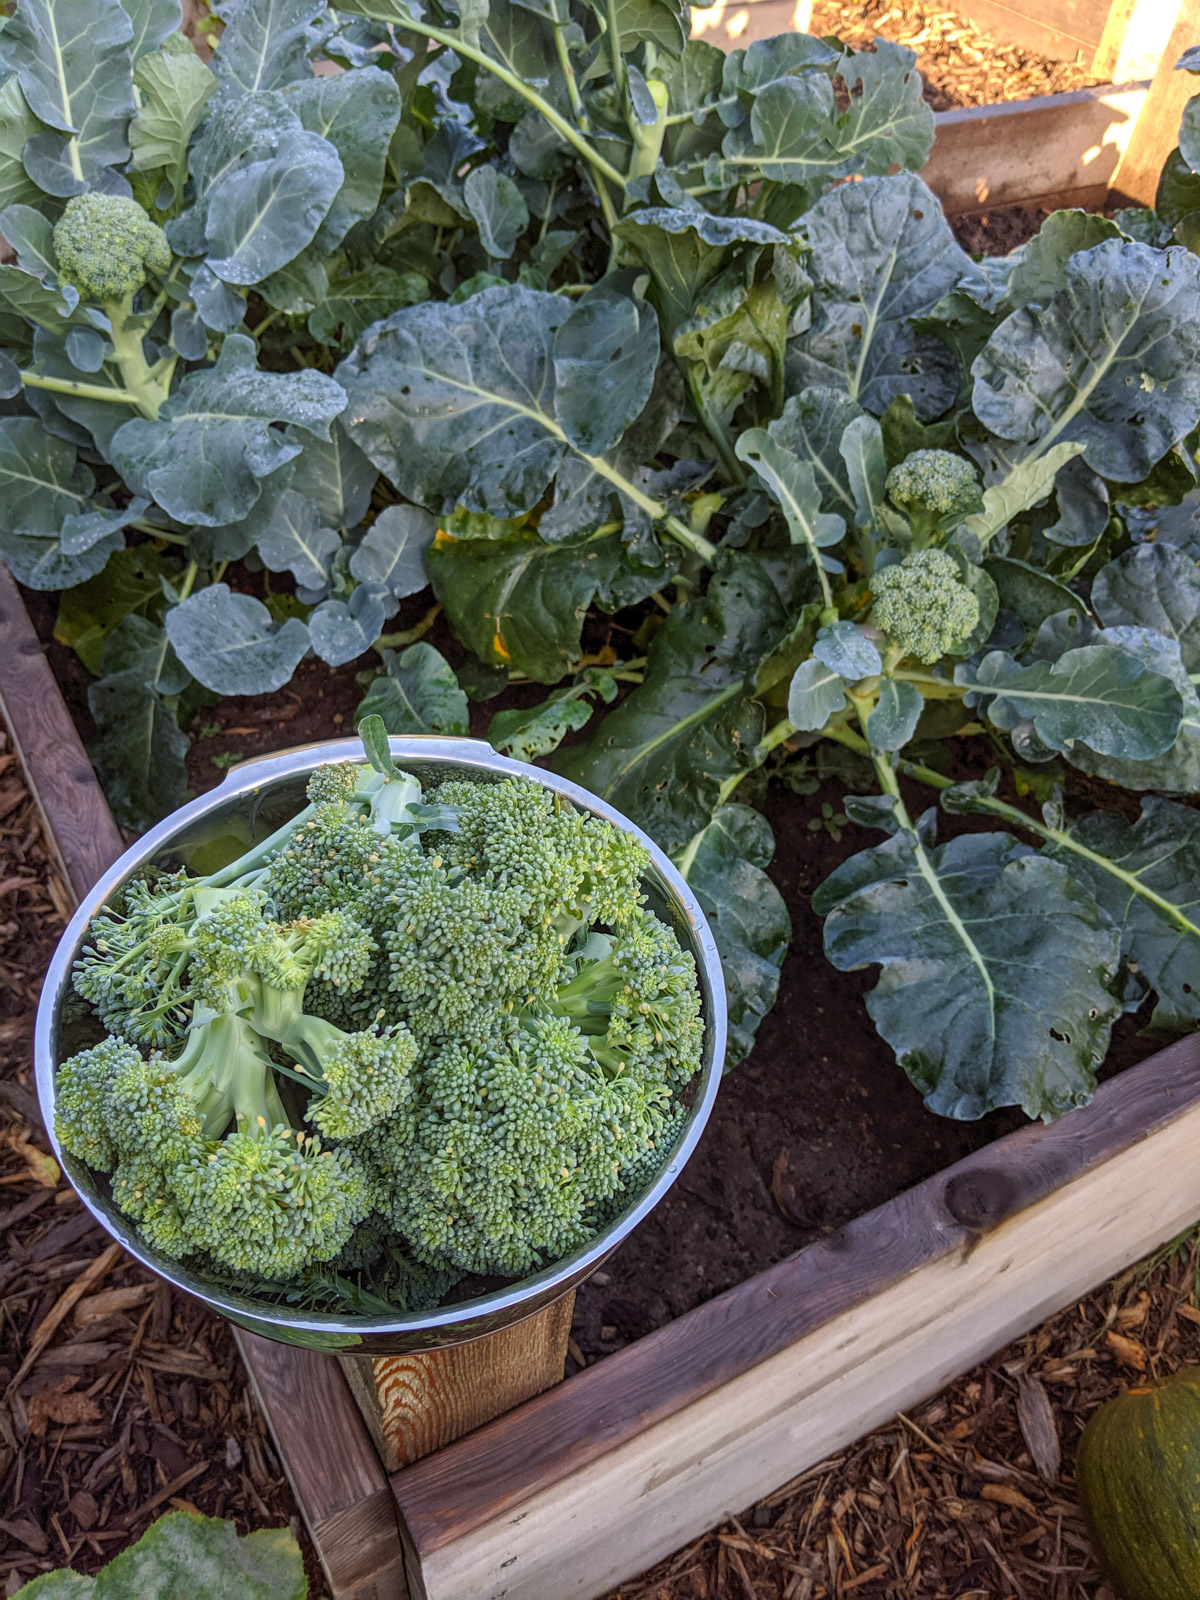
xmin=1093 ymin=0 xmax=1185 ymax=83
xmin=340 ymin=1294 xmax=576 ymax=1473
xmin=1111 ymin=0 xmax=1200 ymax=202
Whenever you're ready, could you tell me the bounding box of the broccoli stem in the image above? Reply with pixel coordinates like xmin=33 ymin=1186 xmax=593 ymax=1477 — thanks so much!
xmin=169 ymin=1012 xmax=288 ymax=1138
xmin=105 ymin=294 xmax=173 ymax=419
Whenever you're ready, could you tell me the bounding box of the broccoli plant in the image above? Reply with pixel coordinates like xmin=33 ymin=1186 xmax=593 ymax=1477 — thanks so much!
xmin=6 ymin=0 xmax=1200 ymax=1124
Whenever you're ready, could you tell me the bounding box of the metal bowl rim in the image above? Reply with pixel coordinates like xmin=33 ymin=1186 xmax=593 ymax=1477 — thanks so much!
xmin=34 ymin=736 xmax=727 ymax=1338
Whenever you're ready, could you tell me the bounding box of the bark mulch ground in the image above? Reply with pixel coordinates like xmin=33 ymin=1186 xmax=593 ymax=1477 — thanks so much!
xmin=811 ymin=1 xmax=1105 ymax=111
xmin=0 ymin=722 xmax=327 ymax=1598
xmin=606 ymin=1236 xmax=1200 ymax=1599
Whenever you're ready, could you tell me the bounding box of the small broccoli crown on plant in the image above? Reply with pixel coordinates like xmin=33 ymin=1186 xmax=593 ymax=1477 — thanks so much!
xmin=884 ymin=449 xmax=982 ymax=537
xmin=53 ymin=193 xmax=172 ymax=305
xmin=872 ymin=548 xmax=981 ymax=665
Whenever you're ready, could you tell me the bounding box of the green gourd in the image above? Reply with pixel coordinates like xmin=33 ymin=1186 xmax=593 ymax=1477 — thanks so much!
xmin=1076 ymin=1364 xmax=1200 ymax=1600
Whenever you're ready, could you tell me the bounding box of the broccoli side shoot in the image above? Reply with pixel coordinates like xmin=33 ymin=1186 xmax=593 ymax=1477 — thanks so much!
xmin=871 ymin=548 xmax=981 ymax=665
xmin=884 ymin=449 xmax=983 ymax=545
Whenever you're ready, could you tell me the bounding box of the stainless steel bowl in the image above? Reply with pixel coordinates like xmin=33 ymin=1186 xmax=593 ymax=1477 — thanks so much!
xmin=35 ymin=737 xmax=726 ymax=1353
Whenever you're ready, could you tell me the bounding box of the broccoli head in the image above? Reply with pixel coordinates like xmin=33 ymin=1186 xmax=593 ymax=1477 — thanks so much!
xmin=53 ymin=193 xmax=172 ymax=306
xmin=884 ymin=449 xmax=983 ymax=544
xmin=872 ymin=548 xmax=981 ymax=665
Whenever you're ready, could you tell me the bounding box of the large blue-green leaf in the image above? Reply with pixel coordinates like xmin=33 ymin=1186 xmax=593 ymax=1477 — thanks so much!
xmin=787 ymin=173 xmax=974 ymax=420
xmin=787 ymin=655 xmax=847 ymax=731
xmin=973 ymin=240 xmax=1200 ymax=483
xmin=210 ymin=0 xmax=323 ymax=98
xmin=867 ymin=678 xmax=923 ymax=751
xmin=0 ymin=0 xmax=135 ymax=183
xmin=349 ymin=503 xmax=436 ymax=599
xmin=165 ymin=583 xmax=310 ymax=695
xmin=675 ymin=803 xmax=791 ymax=1068
xmin=307 ymin=264 xmax=428 ymax=348
xmin=280 ymin=68 xmax=402 ymax=252
xmin=287 ymin=420 xmax=377 ymax=528
xmin=1046 ymin=798 xmax=1200 ymax=1034
xmin=354 ymin=642 xmax=470 ymax=735
xmin=718 ymin=41 xmax=933 ymax=188
xmin=87 ymin=615 xmax=189 ymax=830
xmin=16 ymin=1509 xmax=307 ymax=1599
xmin=553 ymin=278 xmax=660 ymax=456
xmin=957 ymin=644 xmax=1184 ymax=760
xmin=767 ymin=387 xmax=861 ymax=520
xmin=0 ymin=525 xmax=123 ymax=588
xmin=119 ymin=0 xmax=181 ymax=61
xmin=337 ymin=285 xmax=662 ymax=532
xmin=0 ymin=416 xmax=91 ymax=534
xmin=1091 ymin=543 xmax=1200 ymax=670
xmin=813 ymin=822 xmax=1121 ymax=1120
xmin=0 ymin=262 xmax=77 ymax=334
xmin=716 ymin=32 xmax=838 ymax=128
xmin=204 ymin=129 xmax=343 ymax=286
xmin=110 ymin=334 xmax=346 ymax=525
xmin=1004 ymin=209 xmax=1123 ymax=310
xmin=557 ymin=556 xmax=789 ymax=850
xmin=0 ymin=74 xmax=41 ymax=211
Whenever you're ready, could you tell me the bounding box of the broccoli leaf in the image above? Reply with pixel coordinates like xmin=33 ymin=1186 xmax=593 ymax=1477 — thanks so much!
xmin=129 ymin=40 xmax=217 ymax=206
xmin=0 ymin=73 xmax=42 ymax=212
xmin=280 ymin=68 xmax=402 ymax=253
xmin=1091 ymin=543 xmax=1200 ymax=669
xmin=958 ymin=644 xmax=1184 ymax=760
xmin=203 ymin=128 xmax=344 ymax=285
xmin=354 ymin=641 xmax=470 ymax=736
xmin=675 ymin=803 xmax=791 ymax=1068
xmin=787 ymin=656 xmax=847 ymax=731
xmin=165 ymin=583 xmax=310 ymax=695
xmin=110 ymin=334 xmax=346 ymax=525
xmin=87 ymin=617 xmax=190 ymax=830
xmin=488 ymin=670 xmax=618 ymax=762
xmin=0 ymin=0 xmax=136 ymax=184
xmin=813 ymin=821 xmax=1121 ymax=1120
xmin=286 ymin=420 xmax=377 ymax=529
xmin=867 ymin=678 xmax=923 ymax=751
xmin=255 ymin=490 xmax=340 ymax=589
xmin=787 ymin=172 xmax=974 ymax=420
xmin=558 ymin=556 xmax=790 ymax=850
xmin=307 ymin=583 xmax=391 ymax=666
xmin=349 ymin=503 xmax=437 ymax=599
xmin=209 ymin=0 xmax=323 ymax=99
xmin=973 ymin=240 xmax=1200 ymax=483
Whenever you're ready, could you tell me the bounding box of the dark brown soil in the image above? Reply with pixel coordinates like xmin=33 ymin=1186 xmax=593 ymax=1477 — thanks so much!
xmin=19 ymin=587 xmax=1170 ymax=1374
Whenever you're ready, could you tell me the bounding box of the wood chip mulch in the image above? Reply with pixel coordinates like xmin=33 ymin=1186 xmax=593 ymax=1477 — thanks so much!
xmin=0 ymin=724 xmax=324 ymax=1598
xmin=607 ymin=1235 xmax=1200 ymax=1599
xmin=810 ymin=1 xmax=1105 ymax=111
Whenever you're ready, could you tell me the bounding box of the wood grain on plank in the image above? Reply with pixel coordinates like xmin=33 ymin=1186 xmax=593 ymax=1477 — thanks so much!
xmin=236 ymin=1331 xmax=410 ymax=1600
xmin=952 ymin=0 xmax=1112 ymax=57
xmin=0 ymin=573 xmax=407 ymax=1600
xmin=393 ymin=1034 xmax=1200 ymax=1566
xmin=923 ymin=83 xmax=1150 ymax=216
xmin=340 ymin=1295 xmax=575 ymax=1473
xmin=0 ymin=564 xmax=125 ymax=901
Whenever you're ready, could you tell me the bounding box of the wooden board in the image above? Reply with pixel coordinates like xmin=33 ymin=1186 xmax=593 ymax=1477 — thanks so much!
xmin=391 ymin=1034 xmax=1200 ymax=1600
xmin=0 ymin=571 xmax=409 ymax=1600
xmin=236 ymin=1332 xmax=411 ymax=1600
xmin=339 ymin=1295 xmax=575 ymax=1473
xmin=922 ymin=82 xmax=1151 ymax=215
xmin=1093 ymin=0 xmax=1186 ymax=83
xmin=951 ymin=0 xmax=1112 ymax=59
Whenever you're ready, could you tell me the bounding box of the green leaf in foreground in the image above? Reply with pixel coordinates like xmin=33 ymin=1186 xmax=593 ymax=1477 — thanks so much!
xmin=354 ymin=642 xmax=470 ymax=736
xmin=675 ymin=803 xmax=791 ymax=1068
xmin=488 ymin=668 xmax=618 ymax=762
xmin=558 ymin=556 xmax=790 ymax=851
xmin=15 ymin=1508 xmax=307 ymax=1598
xmin=165 ymin=583 xmax=310 ymax=695
xmin=812 ymin=823 xmax=1121 ymax=1120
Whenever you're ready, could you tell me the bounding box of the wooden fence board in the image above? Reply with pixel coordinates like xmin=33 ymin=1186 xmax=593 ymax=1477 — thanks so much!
xmin=1112 ymin=0 xmax=1200 ymax=203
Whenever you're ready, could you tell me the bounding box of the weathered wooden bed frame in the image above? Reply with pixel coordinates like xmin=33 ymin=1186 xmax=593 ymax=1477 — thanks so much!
xmin=4 ymin=11 xmax=1200 ymax=1589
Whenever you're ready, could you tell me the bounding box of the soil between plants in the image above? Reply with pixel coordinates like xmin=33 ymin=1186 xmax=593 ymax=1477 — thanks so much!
xmin=22 ymin=589 xmax=1169 ymax=1371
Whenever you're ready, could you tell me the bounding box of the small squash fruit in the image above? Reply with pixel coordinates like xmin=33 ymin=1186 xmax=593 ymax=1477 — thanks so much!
xmin=1076 ymin=1364 xmax=1200 ymax=1600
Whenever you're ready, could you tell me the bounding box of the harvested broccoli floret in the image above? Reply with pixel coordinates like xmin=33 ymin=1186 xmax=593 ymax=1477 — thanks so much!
xmin=885 ymin=449 xmax=983 ymax=544
xmin=53 ymin=193 xmax=172 ymax=305
xmin=57 ymin=718 xmax=705 ymax=1304
xmin=872 ymin=548 xmax=981 ymax=665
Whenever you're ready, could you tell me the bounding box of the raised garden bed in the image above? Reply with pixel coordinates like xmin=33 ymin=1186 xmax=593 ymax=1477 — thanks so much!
xmin=5 ymin=2 xmax=1200 ymax=1596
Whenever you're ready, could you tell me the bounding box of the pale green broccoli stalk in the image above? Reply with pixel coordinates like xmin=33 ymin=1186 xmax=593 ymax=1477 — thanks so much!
xmin=885 ymin=449 xmax=983 ymax=545
xmin=872 ymin=548 xmax=981 ymax=665
xmin=52 ymin=193 xmax=174 ymax=419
